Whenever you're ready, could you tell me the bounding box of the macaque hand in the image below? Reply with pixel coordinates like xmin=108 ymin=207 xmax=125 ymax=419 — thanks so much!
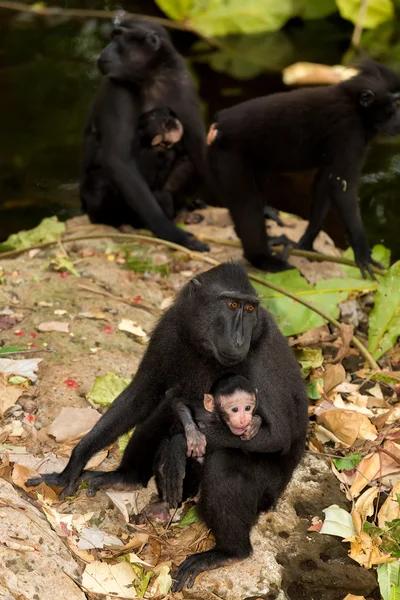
xmin=241 ymin=415 xmax=262 ymax=441
xmin=186 ymin=427 xmax=207 ymax=457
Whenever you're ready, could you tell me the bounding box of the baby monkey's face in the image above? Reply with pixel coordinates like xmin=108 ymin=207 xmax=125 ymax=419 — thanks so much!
xmin=204 ymin=390 xmax=256 ymax=436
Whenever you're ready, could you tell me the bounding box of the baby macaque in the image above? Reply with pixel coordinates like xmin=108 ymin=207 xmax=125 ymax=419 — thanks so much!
xmin=174 ymin=373 xmax=261 ymax=459
xmin=137 ymin=107 xmax=187 ymax=219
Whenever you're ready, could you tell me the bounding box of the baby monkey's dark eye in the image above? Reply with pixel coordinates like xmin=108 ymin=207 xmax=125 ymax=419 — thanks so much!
xmin=231 ymin=407 xmax=239 ymax=413
xmin=245 ymin=406 xmax=252 ymax=411
xmin=246 ymin=305 xmax=255 ymax=312
xmin=229 ymin=301 xmax=239 ymax=310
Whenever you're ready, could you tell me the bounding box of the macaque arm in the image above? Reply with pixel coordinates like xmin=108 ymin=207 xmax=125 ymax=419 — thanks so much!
xmin=205 ymin=421 xmax=286 ymax=454
xmin=174 ymin=400 xmax=207 ymax=458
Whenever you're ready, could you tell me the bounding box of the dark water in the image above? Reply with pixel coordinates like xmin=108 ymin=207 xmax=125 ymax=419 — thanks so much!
xmin=0 ymin=5 xmax=400 ymax=259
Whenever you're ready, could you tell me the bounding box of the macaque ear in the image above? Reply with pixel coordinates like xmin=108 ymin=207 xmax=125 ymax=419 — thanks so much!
xmin=190 ymin=278 xmax=202 ymax=296
xmin=359 ymin=89 xmax=375 ymax=108
xmin=204 ymin=394 xmax=215 ymax=413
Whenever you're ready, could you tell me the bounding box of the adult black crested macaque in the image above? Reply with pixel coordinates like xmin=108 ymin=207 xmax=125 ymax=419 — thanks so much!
xmin=80 ymin=18 xmax=208 ymax=252
xmin=207 ymin=60 xmax=400 ymax=277
xmin=137 ymin=107 xmax=202 ymax=220
xmin=26 ymin=263 xmax=308 ymax=590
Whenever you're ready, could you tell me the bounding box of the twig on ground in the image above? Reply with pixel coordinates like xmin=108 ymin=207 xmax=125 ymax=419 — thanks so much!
xmin=77 ymin=283 xmax=160 ymax=316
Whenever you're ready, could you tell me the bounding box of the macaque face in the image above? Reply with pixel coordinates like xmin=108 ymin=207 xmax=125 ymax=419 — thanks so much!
xmin=204 ymin=390 xmax=256 ymax=435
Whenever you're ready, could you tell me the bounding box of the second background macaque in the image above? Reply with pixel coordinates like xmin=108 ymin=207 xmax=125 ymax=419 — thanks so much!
xmin=174 ymin=373 xmax=261 ymax=459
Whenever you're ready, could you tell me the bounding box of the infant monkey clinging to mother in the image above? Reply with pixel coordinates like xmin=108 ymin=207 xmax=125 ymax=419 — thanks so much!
xmin=172 ymin=373 xmax=262 ymax=460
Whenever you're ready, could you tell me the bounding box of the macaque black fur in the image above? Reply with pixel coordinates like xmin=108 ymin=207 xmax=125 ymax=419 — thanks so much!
xmin=26 ymin=263 xmax=308 ymax=590
xmin=208 ymin=60 xmax=400 ymax=277
xmin=80 ymin=18 xmax=208 ymax=252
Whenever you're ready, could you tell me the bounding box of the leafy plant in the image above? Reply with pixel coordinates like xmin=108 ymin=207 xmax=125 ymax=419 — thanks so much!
xmin=87 ymin=372 xmax=131 ymax=407
xmin=332 ymin=452 xmax=362 ymax=471
xmin=377 ymin=560 xmax=400 ymax=600
xmin=253 ymin=269 xmax=376 ymax=337
xmin=368 ymin=260 xmax=400 ymax=359
xmin=336 ymin=0 xmax=394 ymax=29
xmin=0 ymin=216 xmax=65 ymax=253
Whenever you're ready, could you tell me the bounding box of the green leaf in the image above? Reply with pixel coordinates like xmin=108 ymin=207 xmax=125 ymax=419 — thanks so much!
xmin=253 ymin=269 xmax=376 ymax=337
xmin=0 ymin=216 xmax=65 ymax=253
xmin=363 ymin=521 xmax=385 ymax=539
xmin=49 ymin=257 xmax=80 ymax=277
xmin=332 ymin=452 xmax=362 ymax=472
xmin=156 ymin=0 xmax=297 ymax=36
xmin=307 ymin=378 xmax=323 ymax=400
xmin=8 ymin=375 xmax=28 ymax=385
xmin=179 ymin=505 xmax=200 ymax=528
xmin=386 ymin=519 xmax=400 ymax=544
xmin=293 ymin=347 xmax=324 ymax=377
xmin=396 ymin=494 xmax=400 ymax=505
xmin=118 ymin=431 xmax=133 ymax=455
xmin=125 ymin=254 xmax=169 ymax=276
xmin=195 ymin=31 xmax=293 ymax=80
xmin=0 ymin=346 xmax=26 ymax=356
xmin=87 ymin=372 xmax=131 ymax=407
xmin=371 ymin=371 xmax=400 ymax=386
xmin=301 ymin=0 xmax=337 ymax=19
xmin=368 ymin=260 xmax=400 ymax=359
xmin=336 ymin=0 xmax=394 ymax=29
xmin=377 ymin=561 xmax=400 ymax=600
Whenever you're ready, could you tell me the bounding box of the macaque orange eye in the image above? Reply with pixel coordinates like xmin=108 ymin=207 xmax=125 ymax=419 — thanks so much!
xmin=246 ymin=305 xmax=255 ymax=312
xmin=229 ymin=301 xmax=239 ymax=310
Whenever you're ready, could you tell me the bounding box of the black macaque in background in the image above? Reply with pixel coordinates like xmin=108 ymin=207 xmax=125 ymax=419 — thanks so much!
xmin=207 ymin=60 xmax=400 ymax=277
xmin=26 ymin=262 xmax=308 ymax=591
xmin=79 ymin=18 xmax=208 ymax=252
xmin=137 ymin=107 xmax=205 ymax=221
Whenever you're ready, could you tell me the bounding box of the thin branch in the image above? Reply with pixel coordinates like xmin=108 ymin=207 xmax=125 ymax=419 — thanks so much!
xmin=0 ymin=1 xmax=226 ymax=50
xmin=0 ymin=232 xmax=380 ymax=370
xmin=77 ymin=283 xmax=160 ymax=316
xmin=199 ymin=235 xmax=387 ymax=276
xmin=351 ymin=0 xmax=369 ymax=48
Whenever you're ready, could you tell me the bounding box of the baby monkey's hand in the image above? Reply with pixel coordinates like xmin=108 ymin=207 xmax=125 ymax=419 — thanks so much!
xmin=186 ymin=427 xmax=207 ymax=457
xmin=241 ymin=415 xmax=262 ymax=441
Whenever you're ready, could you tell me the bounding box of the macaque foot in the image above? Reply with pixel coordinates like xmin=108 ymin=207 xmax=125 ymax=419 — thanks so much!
xmin=82 ymin=470 xmax=143 ymax=497
xmin=264 ymin=206 xmax=284 ymax=226
xmin=25 ymin=471 xmax=82 ymax=499
xmin=136 ymin=501 xmax=171 ymax=524
xmin=248 ymin=253 xmax=294 ymax=273
xmin=185 ymin=234 xmax=209 ymax=252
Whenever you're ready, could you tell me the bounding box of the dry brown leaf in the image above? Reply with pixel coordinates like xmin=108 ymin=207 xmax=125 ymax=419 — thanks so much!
xmin=77 ymin=312 xmax=109 ymax=321
xmin=47 ymin=407 xmax=101 ymax=442
xmin=352 ymin=487 xmax=379 ymax=535
xmin=38 ymin=321 xmax=70 ymax=333
xmin=323 ymin=364 xmax=346 ymax=394
xmin=0 ymin=381 xmax=24 ymax=416
xmin=348 ymin=441 xmax=400 ymax=499
xmin=81 ymin=561 xmax=138 ymax=598
xmin=378 ymin=481 xmax=400 ymax=528
xmin=290 ymin=325 xmax=332 ymax=347
xmin=318 ymin=409 xmax=377 ymax=446
xmin=333 ymin=323 xmax=354 ymax=364
xmin=14 ymin=464 xmax=58 ymax=501
xmin=346 ymin=530 xmax=392 ymax=567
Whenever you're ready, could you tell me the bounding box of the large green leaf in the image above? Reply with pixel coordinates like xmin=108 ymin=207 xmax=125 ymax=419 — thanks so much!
xmin=156 ymin=0 xmax=297 ymax=36
xmin=253 ymin=269 xmax=377 ymax=337
xmin=368 ymin=260 xmax=400 ymax=360
xmin=377 ymin=562 xmax=400 ymax=600
xmin=87 ymin=372 xmax=131 ymax=407
xmin=341 ymin=244 xmax=391 ymax=278
xmin=0 ymin=216 xmax=65 ymax=253
xmin=301 ymin=0 xmax=337 ymax=20
xmin=336 ymin=0 xmax=394 ymax=29
xmin=195 ymin=32 xmax=293 ymax=80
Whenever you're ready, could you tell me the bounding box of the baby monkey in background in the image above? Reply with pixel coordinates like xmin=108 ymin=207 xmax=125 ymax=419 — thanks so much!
xmin=174 ymin=373 xmax=262 ymax=459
